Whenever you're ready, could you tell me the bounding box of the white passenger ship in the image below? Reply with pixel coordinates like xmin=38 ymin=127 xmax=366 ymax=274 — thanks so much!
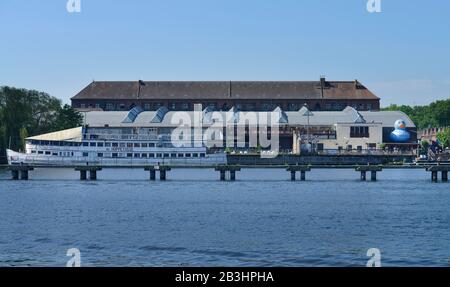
xmin=7 ymin=107 xmax=227 ymax=166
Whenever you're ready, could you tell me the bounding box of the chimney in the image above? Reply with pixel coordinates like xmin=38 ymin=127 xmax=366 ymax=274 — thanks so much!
xmin=320 ymin=76 xmax=326 ymax=98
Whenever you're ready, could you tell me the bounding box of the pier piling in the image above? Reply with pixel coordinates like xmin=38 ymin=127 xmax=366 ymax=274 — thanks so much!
xmin=89 ymin=170 xmax=97 ymax=180
xmin=230 ymin=170 xmax=236 ymax=181
xmin=149 ymin=170 xmax=156 ymax=181
xmin=290 ymin=171 xmax=296 ymax=181
xmin=11 ymin=170 xmax=19 ymax=180
xmin=356 ymin=165 xmax=382 ymax=182
xmin=9 ymin=166 xmax=34 ymax=180
xmin=431 ymin=171 xmax=438 ymax=182
xmin=286 ymin=165 xmax=310 ymax=181
xmin=360 ymin=171 xmax=366 ymax=181
xmin=442 ymin=171 xmax=448 ymax=182
xmin=215 ymin=166 xmax=241 ymax=181
xmin=75 ymin=167 xmax=101 ymax=181
xmin=20 ymin=170 xmax=29 ymax=180
xmin=371 ymin=171 xmax=377 ymax=182
xmin=160 ymin=170 xmax=167 ymax=181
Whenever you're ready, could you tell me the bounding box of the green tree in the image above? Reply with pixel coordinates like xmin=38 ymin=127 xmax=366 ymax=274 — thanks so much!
xmin=436 ymin=128 xmax=450 ymax=148
xmin=382 ymin=99 xmax=450 ymax=129
xmin=0 ymin=86 xmax=83 ymax=163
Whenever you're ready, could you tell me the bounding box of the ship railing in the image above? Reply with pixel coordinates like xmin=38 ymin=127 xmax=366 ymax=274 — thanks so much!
xmin=13 ymin=154 xmax=227 ymax=167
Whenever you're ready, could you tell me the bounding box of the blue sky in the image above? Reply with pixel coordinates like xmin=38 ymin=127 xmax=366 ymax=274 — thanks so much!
xmin=1 ymin=0 xmax=449 ymax=106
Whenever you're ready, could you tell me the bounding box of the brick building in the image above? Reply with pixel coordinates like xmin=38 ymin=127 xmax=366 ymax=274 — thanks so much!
xmin=71 ymin=78 xmax=380 ymax=112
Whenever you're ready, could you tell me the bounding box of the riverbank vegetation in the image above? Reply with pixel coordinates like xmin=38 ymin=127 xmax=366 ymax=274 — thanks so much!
xmin=0 ymin=86 xmax=83 ymax=163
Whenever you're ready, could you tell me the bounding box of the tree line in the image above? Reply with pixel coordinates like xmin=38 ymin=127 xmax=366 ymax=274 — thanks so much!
xmin=0 ymin=86 xmax=83 ymax=163
xmin=381 ymin=99 xmax=450 ymax=130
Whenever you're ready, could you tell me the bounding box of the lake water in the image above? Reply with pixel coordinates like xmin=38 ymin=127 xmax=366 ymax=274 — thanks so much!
xmin=0 ymin=168 xmax=449 ymax=267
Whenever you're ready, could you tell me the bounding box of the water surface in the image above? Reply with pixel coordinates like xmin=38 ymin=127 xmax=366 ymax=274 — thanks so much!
xmin=0 ymin=168 xmax=449 ymax=266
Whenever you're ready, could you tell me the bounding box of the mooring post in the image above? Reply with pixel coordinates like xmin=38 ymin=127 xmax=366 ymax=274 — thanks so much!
xmin=20 ymin=170 xmax=29 ymax=180
xmin=360 ymin=171 xmax=366 ymax=181
xmin=442 ymin=171 xmax=448 ymax=182
xmin=230 ymin=170 xmax=236 ymax=181
xmin=371 ymin=171 xmax=377 ymax=182
xmin=291 ymin=170 xmax=296 ymax=181
xmin=89 ymin=170 xmax=97 ymax=180
xmin=300 ymin=170 xmax=306 ymax=181
xmin=79 ymin=170 xmax=87 ymax=180
xmin=160 ymin=169 xmax=166 ymax=181
xmin=11 ymin=170 xmax=19 ymax=180
xmin=150 ymin=169 xmax=156 ymax=181
xmin=431 ymin=171 xmax=438 ymax=182
xmin=220 ymin=170 xmax=226 ymax=181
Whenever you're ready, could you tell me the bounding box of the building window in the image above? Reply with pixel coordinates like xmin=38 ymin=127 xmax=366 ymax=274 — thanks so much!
xmin=95 ymin=103 xmax=100 ymax=109
xmin=106 ymin=103 xmax=114 ymax=110
xmin=119 ymin=103 xmax=126 ymax=110
xmin=144 ymin=103 xmax=151 ymax=110
xmin=350 ymin=126 xmax=369 ymax=138
xmin=80 ymin=103 xmax=86 ymax=109
xmin=367 ymin=103 xmax=372 ymax=111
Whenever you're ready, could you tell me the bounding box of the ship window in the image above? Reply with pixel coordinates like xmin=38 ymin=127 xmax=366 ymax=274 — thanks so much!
xmin=127 ymin=153 xmax=133 ymax=158
xmin=185 ymin=153 xmax=191 ymax=158
xmin=98 ymin=153 xmax=103 ymax=157
xmin=193 ymin=153 xmax=198 ymax=158
xmin=127 ymin=143 xmax=133 ymax=148
xmin=134 ymin=153 xmax=140 ymax=158
xmin=149 ymin=153 xmax=155 ymax=158
xmin=163 ymin=153 xmax=169 ymax=158
xmin=119 ymin=143 xmax=126 ymax=148
xmin=83 ymin=142 xmax=88 ymax=147
xmin=171 ymin=153 xmax=177 ymax=158
xmin=134 ymin=143 xmax=140 ymax=148
xmin=105 ymin=142 xmax=111 ymax=147
xmin=112 ymin=143 xmax=118 ymax=147
xmin=112 ymin=153 xmax=118 ymax=158
xmin=156 ymin=153 xmax=162 ymax=158
xmin=52 ymin=152 xmax=58 ymax=156
xmin=149 ymin=143 xmax=155 ymax=147
xmin=141 ymin=153 xmax=148 ymax=158
xmin=83 ymin=152 xmax=89 ymax=157
xmin=97 ymin=142 xmax=104 ymax=147
xmin=90 ymin=142 xmax=96 ymax=147
xmin=45 ymin=151 xmax=51 ymax=155
xmin=31 ymin=150 xmax=36 ymax=154
xmin=200 ymin=153 xmax=206 ymax=158
xmin=141 ymin=143 xmax=148 ymax=148
xmin=178 ymin=153 xmax=184 ymax=158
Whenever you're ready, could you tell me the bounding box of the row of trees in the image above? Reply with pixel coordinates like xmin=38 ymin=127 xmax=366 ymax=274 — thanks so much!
xmin=382 ymin=99 xmax=450 ymax=130
xmin=0 ymin=87 xmax=83 ymax=163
